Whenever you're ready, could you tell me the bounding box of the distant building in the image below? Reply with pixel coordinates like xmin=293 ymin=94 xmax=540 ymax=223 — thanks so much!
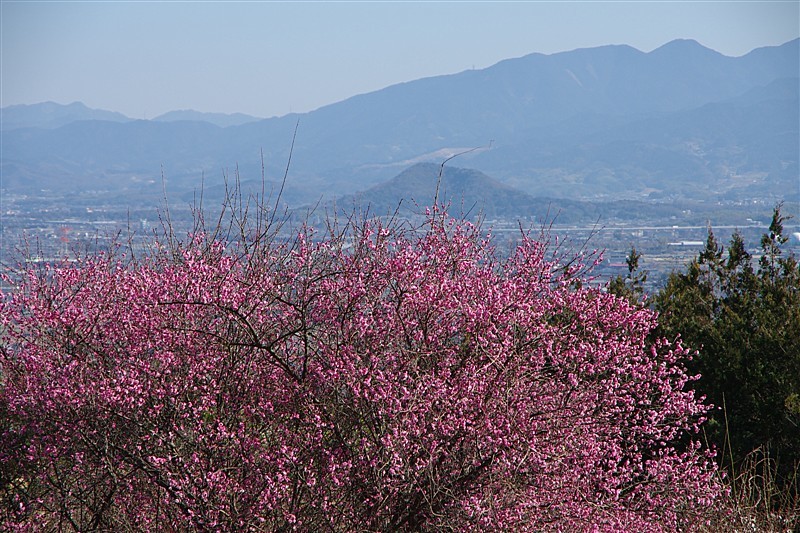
xmin=667 ymin=241 xmax=704 ymax=247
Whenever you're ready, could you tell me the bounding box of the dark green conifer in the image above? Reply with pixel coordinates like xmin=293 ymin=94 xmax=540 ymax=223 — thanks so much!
xmin=654 ymin=204 xmax=800 ymax=496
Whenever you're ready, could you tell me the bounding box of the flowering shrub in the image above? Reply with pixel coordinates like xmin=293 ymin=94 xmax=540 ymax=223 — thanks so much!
xmin=1 ymin=210 xmax=721 ymax=531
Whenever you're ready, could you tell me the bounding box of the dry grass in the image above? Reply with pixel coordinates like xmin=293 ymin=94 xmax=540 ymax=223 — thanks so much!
xmin=695 ymin=448 xmax=799 ymax=532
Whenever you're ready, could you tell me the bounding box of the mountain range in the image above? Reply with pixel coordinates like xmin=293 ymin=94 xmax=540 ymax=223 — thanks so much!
xmin=2 ymin=38 xmax=798 ymax=210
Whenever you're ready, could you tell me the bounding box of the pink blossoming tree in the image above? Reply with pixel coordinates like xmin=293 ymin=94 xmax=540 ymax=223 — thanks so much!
xmin=1 ymin=207 xmax=721 ymax=531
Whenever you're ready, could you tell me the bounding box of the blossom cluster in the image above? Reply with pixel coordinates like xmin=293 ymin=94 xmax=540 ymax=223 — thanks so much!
xmin=0 ymin=212 xmax=721 ymax=531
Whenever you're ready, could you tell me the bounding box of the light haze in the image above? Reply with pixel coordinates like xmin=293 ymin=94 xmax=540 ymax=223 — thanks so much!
xmin=2 ymin=1 xmax=798 ymax=119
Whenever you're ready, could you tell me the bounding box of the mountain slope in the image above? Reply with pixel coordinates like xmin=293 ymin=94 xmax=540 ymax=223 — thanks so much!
xmin=1 ymin=39 xmax=797 ymax=205
xmin=336 ymin=163 xmax=543 ymax=217
xmin=0 ymin=101 xmax=132 ymax=131
xmin=334 ymin=163 xmax=769 ymax=225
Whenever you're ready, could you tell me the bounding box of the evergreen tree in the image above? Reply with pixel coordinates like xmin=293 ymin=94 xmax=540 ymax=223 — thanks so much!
xmin=608 ymin=246 xmax=647 ymax=304
xmin=654 ymin=205 xmax=800 ymax=495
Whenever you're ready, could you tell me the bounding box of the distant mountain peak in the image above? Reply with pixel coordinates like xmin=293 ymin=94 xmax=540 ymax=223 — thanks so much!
xmin=152 ymin=109 xmax=262 ymax=127
xmin=650 ymin=38 xmax=723 ymax=57
xmin=333 ymin=163 xmax=540 ymax=217
xmin=660 ymin=38 xmax=703 ymax=47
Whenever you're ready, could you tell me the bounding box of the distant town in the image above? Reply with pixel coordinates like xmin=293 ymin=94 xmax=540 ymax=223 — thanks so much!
xmin=3 ymin=187 xmax=797 ymax=297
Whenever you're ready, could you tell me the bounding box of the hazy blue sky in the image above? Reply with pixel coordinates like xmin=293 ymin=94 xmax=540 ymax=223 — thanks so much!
xmin=2 ymin=1 xmax=798 ymax=119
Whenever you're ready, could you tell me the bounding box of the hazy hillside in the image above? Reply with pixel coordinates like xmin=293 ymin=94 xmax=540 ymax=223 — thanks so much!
xmin=153 ymin=110 xmax=262 ymax=127
xmin=334 ymin=163 xmax=538 ymax=217
xmin=482 ymin=76 xmax=799 ymax=200
xmin=1 ymin=39 xmax=797 ymax=207
xmin=0 ymin=101 xmax=131 ymax=131
xmin=333 ymin=162 xmax=790 ymax=225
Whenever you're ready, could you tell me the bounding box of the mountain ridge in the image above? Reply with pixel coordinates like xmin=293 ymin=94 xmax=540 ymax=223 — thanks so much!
xmin=1 ymin=39 xmax=797 ymax=207
xmin=0 ymin=101 xmax=132 ymax=131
